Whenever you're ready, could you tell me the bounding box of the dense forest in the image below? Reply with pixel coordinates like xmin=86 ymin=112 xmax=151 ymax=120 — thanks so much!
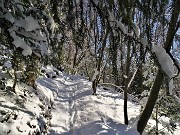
xmin=0 ymin=0 xmax=180 ymax=135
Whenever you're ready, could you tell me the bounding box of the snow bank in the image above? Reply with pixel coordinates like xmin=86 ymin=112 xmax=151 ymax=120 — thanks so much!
xmin=0 ymin=74 xmax=54 ymax=135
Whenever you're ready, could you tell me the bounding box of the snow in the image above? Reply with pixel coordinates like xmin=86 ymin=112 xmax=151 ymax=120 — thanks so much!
xmin=6 ymin=9 xmax=49 ymax=57
xmin=152 ymin=44 xmax=174 ymax=95
xmin=4 ymin=12 xmax=15 ymax=24
xmin=16 ymin=4 xmax=24 ymax=12
xmin=47 ymin=16 xmax=55 ymax=34
xmin=108 ymin=11 xmax=116 ymax=27
xmin=127 ymin=68 xmax=138 ymax=89
xmin=92 ymin=68 xmax=99 ymax=81
xmin=175 ymin=58 xmax=180 ymax=74
xmin=24 ymin=16 xmax=40 ymax=31
xmin=173 ymin=95 xmax=180 ymax=103
xmin=0 ymin=78 xmax=53 ymax=135
xmin=140 ymin=97 xmax=148 ymax=107
xmin=46 ymin=73 xmax=140 ymax=135
xmin=176 ymin=59 xmax=180 ymax=67
xmin=16 ymin=30 xmax=47 ymax=41
xmin=57 ymin=33 xmax=62 ymax=42
xmin=169 ymin=79 xmax=173 ymax=95
xmin=15 ymin=19 xmax=26 ymax=28
xmin=12 ymin=37 xmax=32 ymax=56
xmin=39 ymin=42 xmax=50 ymax=56
xmin=0 ymin=66 xmax=179 ymax=135
xmin=0 ymin=66 xmax=140 ymax=135
xmin=15 ymin=16 xmax=40 ymax=31
xmin=116 ymin=21 xmax=126 ymax=34
xmin=0 ymin=72 xmax=11 ymax=79
xmin=108 ymin=11 xmax=114 ymax=22
xmin=126 ymin=32 xmax=133 ymax=37
xmin=140 ymin=38 xmax=148 ymax=47
xmin=133 ymin=23 xmax=140 ymax=38
xmin=3 ymin=61 xmax=12 ymax=69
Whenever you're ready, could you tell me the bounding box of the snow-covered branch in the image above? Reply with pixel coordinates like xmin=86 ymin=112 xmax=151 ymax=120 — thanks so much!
xmin=98 ymin=83 xmax=124 ymax=91
xmin=127 ymin=68 xmax=138 ymax=89
xmin=152 ymin=44 xmax=174 ymax=95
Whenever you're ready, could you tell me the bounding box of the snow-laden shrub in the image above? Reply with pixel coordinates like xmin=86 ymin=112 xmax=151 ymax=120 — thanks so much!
xmin=0 ymin=0 xmax=59 ymax=88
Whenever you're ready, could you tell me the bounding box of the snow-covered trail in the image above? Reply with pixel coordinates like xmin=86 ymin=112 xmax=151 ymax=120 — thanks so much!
xmin=37 ymin=74 xmax=140 ymax=135
xmin=0 ymin=66 xmax=179 ymax=135
xmin=37 ymin=75 xmax=92 ymax=134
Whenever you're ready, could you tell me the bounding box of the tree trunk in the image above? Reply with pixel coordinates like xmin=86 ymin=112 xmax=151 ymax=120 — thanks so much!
xmin=92 ymin=80 xmax=97 ymax=95
xmin=137 ymin=0 xmax=180 ymax=134
xmin=124 ymin=42 xmax=131 ymax=125
xmin=137 ymin=70 xmax=163 ymax=134
xmin=92 ymin=27 xmax=109 ymax=95
xmin=12 ymin=51 xmax=18 ymax=93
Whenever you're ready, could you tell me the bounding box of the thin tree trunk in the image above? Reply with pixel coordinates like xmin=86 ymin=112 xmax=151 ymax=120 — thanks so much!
xmin=156 ymin=104 xmax=158 ymax=135
xmin=124 ymin=43 xmax=131 ymax=125
xmin=12 ymin=51 xmax=17 ymax=93
xmin=92 ymin=27 xmax=109 ymax=95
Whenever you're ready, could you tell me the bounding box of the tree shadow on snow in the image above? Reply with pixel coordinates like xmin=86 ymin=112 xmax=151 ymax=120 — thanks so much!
xmin=49 ymin=118 xmax=136 ymax=135
xmin=0 ymin=102 xmax=35 ymax=116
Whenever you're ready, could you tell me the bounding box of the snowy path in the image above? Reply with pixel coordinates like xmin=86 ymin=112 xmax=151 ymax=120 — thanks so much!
xmin=37 ymin=74 xmax=140 ymax=135
xmin=0 ymin=67 xmax=179 ymax=135
xmin=68 ymin=83 xmax=78 ymax=133
xmin=46 ymin=76 xmax=92 ymax=134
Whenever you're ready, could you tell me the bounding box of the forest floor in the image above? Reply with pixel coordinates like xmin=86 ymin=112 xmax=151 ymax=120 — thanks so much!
xmin=0 ymin=66 xmax=179 ymax=135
